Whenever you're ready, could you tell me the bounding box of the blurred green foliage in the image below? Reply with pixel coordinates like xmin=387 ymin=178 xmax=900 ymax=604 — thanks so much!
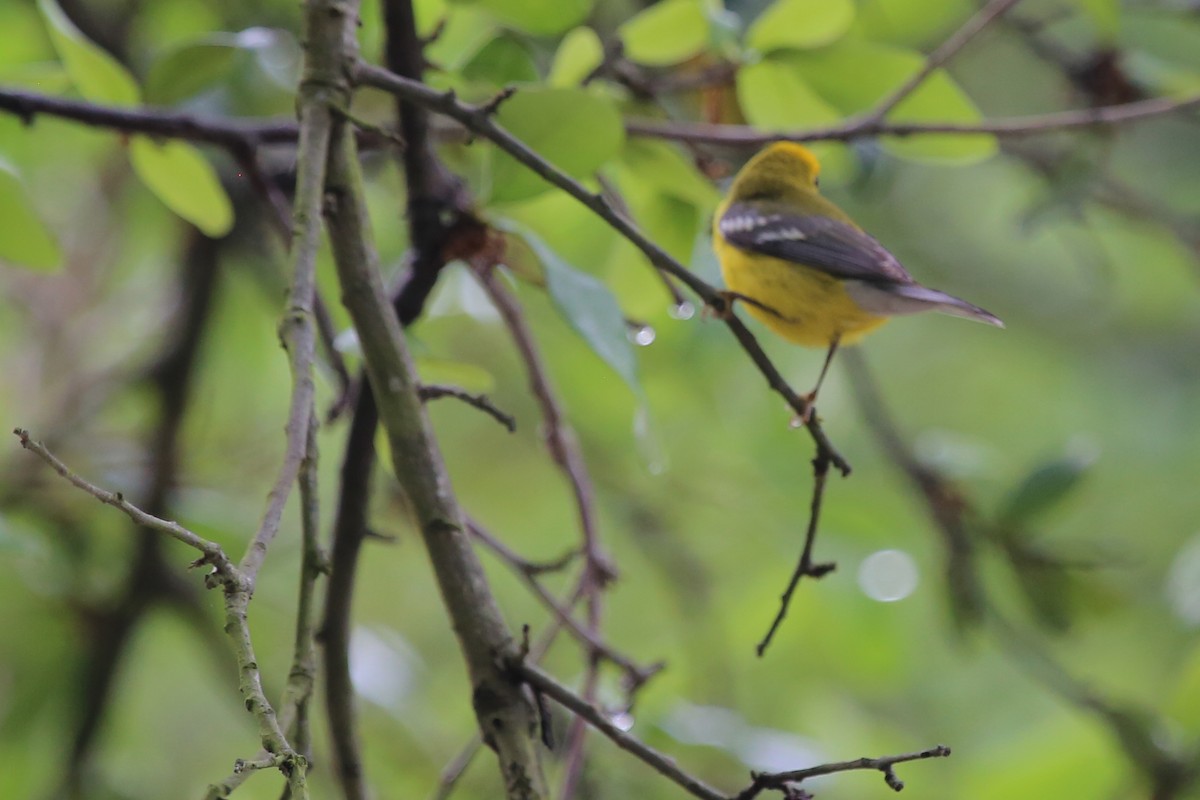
xmin=1 ymin=0 xmax=1199 ymax=799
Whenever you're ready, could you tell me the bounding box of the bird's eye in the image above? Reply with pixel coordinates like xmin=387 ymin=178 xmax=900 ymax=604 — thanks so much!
xmin=814 ymin=177 xmax=821 ymax=188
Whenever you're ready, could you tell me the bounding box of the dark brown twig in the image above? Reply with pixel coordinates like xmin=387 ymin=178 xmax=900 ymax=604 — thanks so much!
xmin=0 ymin=87 xmax=301 ymax=149
xmin=514 ymin=663 xmax=726 ymax=800
xmin=468 ymin=518 xmax=659 ymax=687
xmin=473 ymin=262 xmax=615 ymax=798
xmin=734 ymin=746 xmax=952 ymax=800
xmin=419 ymin=383 xmax=516 ymax=432
xmin=755 ymin=455 xmax=837 ymax=657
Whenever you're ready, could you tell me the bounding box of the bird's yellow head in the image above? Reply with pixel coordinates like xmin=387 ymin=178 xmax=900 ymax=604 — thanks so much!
xmin=729 ymin=141 xmax=821 ymax=202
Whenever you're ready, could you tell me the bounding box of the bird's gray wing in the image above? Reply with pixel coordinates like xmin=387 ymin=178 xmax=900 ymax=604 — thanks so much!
xmin=718 ymin=201 xmax=913 ymax=285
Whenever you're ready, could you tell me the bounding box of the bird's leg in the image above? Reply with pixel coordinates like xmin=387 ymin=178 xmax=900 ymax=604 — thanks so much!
xmin=797 ymin=336 xmax=840 ymax=423
xmin=708 ymin=290 xmax=793 ymax=322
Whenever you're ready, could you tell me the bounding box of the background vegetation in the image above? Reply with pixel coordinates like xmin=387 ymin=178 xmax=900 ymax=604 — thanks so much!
xmin=1 ymin=0 xmax=1199 ymax=798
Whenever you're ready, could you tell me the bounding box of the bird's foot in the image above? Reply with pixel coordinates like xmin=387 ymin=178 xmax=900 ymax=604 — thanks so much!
xmin=790 ymin=392 xmax=818 ymax=427
xmin=705 ymin=290 xmax=741 ymax=321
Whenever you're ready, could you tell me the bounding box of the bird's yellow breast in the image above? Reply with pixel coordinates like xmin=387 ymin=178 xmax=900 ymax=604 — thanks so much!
xmin=714 ymin=233 xmax=888 ymax=347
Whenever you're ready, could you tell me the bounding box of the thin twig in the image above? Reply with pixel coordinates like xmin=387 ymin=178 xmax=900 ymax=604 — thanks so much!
xmin=12 ymin=429 xmax=305 ymax=797
xmin=0 ymin=87 xmax=300 ymax=148
xmin=473 ymin=262 xmax=614 ymax=799
xmin=13 ymin=428 xmax=238 ymax=585
xmin=515 ymin=663 xmax=726 ymax=800
xmin=419 ymin=383 xmax=516 ymax=432
xmin=755 ymin=455 xmax=837 ymax=657
xmin=237 ymin=0 xmax=341 ymax=586
xmin=468 ymin=518 xmax=659 ymax=686
xmin=283 ymin=415 xmax=323 ymax=753
xmin=735 ymin=745 xmax=952 ymax=800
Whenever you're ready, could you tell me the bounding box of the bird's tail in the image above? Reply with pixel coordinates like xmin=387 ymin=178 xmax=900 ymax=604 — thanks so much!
xmin=905 ymin=285 xmax=1004 ymax=327
xmin=847 ymin=281 xmax=1004 ymax=328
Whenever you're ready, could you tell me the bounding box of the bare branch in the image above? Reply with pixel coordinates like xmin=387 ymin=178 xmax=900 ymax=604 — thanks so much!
xmin=755 ymin=456 xmax=837 ymax=657
xmin=235 ymin=0 xmax=358 ymax=587
xmin=11 ymin=429 xmax=306 ymax=796
xmin=0 ymin=87 xmax=300 ymax=148
xmin=514 ymin=663 xmax=726 ymax=800
xmin=625 ymin=93 xmax=1200 ymax=146
xmin=468 ymin=518 xmax=660 ymax=687
xmin=419 ymin=383 xmax=517 ymax=432
xmin=735 ymin=746 xmax=952 ymax=800
xmin=13 ymin=428 xmax=239 ymax=586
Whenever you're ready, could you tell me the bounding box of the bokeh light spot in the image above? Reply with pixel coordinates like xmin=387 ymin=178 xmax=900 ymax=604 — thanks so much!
xmin=857 ymin=549 xmax=919 ymax=602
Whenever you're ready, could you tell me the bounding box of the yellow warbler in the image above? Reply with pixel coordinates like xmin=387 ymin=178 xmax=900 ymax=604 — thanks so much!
xmin=714 ymin=142 xmax=1002 ymax=400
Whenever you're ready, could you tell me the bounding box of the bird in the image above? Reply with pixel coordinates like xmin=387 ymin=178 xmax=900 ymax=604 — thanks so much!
xmin=712 ymin=141 xmax=1003 ymax=406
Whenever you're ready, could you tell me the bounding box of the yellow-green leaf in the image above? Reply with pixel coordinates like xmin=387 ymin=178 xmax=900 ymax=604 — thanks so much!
xmin=488 ymin=88 xmax=624 ymax=203
xmin=129 ymin=137 xmax=234 ymax=236
xmin=549 ymin=26 xmax=604 ymax=87
xmin=473 ymin=0 xmax=591 ymax=36
xmin=736 ymin=57 xmax=841 ymax=129
xmin=783 ymin=41 xmax=997 ymax=163
xmin=0 ymin=160 xmax=61 ymax=270
xmin=619 ymin=0 xmax=710 ymax=67
xmin=461 ymin=34 xmax=538 ymax=88
xmin=145 ymin=39 xmax=239 ymax=106
xmin=746 ymin=0 xmax=855 ymax=53
xmin=37 ymin=0 xmax=139 ymax=105
xmin=618 ymin=139 xmax=719 ymax=208
xmin=1073 ymin=0 xmax=1120 ymax=42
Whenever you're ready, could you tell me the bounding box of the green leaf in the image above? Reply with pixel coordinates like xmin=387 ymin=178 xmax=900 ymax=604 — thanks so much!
xmin=1120 ymin=13 xmax=1200 ymax=95
xmin=1073 ymin=0 xmax=1120 ymax=41
xmin=129 ymin=137 xmax=234 ymax=237
xmin=997 ymin=449 xmax=1097 ymax=527
xmin=461 ymin=34 xmax=539 ymax=88
xmin=145 ymin=39 xmax=239 ymax=105
xmin=473 ymin=0 xmax=591 ymax=36
xmin=735 ymin=57 xmax=841 ymax=129
xmin=618 ymin=139 xmax=719 ymax=208
xmin=0 ymin=61 xmax=72 ymax=93
xmin=506 ymin=224 xmax=640 ymax=395
xmin=852 ymin=0 xmax=971 ymax=48
xmin=746 ymin=0 xmax=855 ymax=53
xmin=0 ymin=3 xmax=55 ymax=67
xmin=548 ymin=26 xmax=604 ymax=87
xmin=488 ymin=87 xmax=624 ymax=203
xmin=619 ymin=0 xmax=710 ymax=67
xmin=0 ymin=160 xmax=61 ymax=270
xmin=423 ymin=5 xmax=497 ymax=72
xmin=782 ymin=41 xmax=997 ymax=163
xmin=37 ymin=0 xmax=139 ymax=105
